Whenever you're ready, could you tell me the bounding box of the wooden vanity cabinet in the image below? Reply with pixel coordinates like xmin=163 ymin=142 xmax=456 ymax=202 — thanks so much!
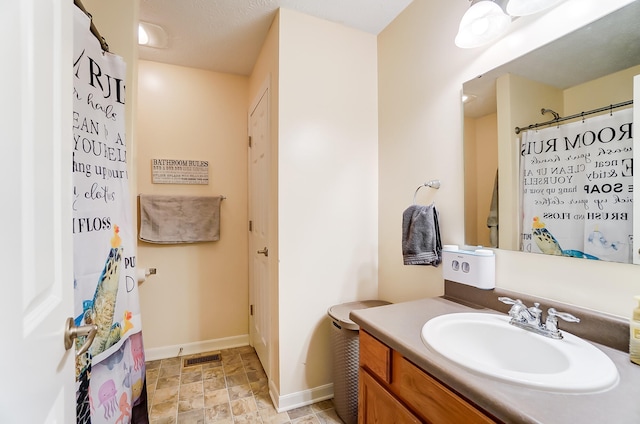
xmin=358 ymin=330 xmax=498 ymax=424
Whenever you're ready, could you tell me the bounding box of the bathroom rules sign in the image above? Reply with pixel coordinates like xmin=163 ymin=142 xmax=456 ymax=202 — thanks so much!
xmin=73 ymin=7 xmax=147 ymax=424
xmin=519 ymin=108 xmax=633 ymax=263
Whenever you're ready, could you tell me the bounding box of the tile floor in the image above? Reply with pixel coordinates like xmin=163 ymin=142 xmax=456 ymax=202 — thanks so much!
xmin=146 ymin=345 xmax=345 ymax=424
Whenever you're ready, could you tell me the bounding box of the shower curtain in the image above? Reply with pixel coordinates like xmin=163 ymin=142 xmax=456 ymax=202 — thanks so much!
xmin=520 ymin=108 xmax=633 ymax=263
xmin=73 ymin=6 xmax=148 ymax=423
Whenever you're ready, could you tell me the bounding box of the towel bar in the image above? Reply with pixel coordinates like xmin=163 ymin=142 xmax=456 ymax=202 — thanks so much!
xmin=413 ymin=180 xmax=440 ymax=203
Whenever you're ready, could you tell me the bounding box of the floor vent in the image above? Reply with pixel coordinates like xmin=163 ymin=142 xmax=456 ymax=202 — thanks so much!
xmin=183 ymin=353 xmax=221 ymax=367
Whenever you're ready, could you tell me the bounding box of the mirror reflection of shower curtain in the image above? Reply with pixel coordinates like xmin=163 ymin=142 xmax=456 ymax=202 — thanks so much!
xmin=73 ymin=7 xmax=148 ymax=423
xmin=519 ymin=108 xmax=633 ymax=263
xmin=487 ymin=169 xmax=499 ymax=248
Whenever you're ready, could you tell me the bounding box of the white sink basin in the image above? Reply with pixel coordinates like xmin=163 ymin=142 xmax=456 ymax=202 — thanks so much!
xmin=421 ymin=312 xmax=619 ymax=393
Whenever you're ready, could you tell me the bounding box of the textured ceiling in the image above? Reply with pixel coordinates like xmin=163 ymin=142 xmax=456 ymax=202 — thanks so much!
xmin=138 ymin=0 xmax=414 ymax=76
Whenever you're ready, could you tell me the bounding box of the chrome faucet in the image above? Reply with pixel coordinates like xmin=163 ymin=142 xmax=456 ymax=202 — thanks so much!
xmin=498 ymin=297 xmax=580 ymax=339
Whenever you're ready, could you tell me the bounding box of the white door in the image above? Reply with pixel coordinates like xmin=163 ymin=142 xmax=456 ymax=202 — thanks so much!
xmin=0 ymin=1 xmax=76 ymax=423
xmin=248 ymin=84 xmax=271 ymax=376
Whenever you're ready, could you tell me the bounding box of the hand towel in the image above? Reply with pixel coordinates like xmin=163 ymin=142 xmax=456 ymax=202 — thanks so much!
xmin=402 ymin=204 xmax=442 ymax=266
xmin=138 ymin=195 xmax=222 ymax=243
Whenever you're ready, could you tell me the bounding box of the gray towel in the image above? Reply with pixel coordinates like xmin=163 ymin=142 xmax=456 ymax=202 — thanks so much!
xmin=486 ymin=170 xmax=499 ymax=248
xmin=402 ymin=204 xmax=442 ymax=266
xmin=139 ymin=195 xmax=222 ymax=243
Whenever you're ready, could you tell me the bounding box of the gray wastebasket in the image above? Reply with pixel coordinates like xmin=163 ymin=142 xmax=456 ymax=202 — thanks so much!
xmin=328 ymin=300 xmax=390 ymax=424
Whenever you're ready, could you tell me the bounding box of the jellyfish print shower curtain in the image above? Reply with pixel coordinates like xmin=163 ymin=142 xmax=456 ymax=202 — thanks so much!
xmin=73 ymin=6 xmax=148 ymax=423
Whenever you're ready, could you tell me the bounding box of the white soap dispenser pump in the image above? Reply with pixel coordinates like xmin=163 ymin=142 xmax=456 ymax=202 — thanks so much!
xmin=630 ymin=295 xmax=640 ymax=365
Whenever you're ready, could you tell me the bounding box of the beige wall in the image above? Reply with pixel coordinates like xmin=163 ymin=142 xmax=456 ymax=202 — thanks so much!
xmin=564 ymin=64 xmax=640 ymax=115
xmin=275 ymin=8 xmax=379 ymax=405
xmin=378 ymin=0 xmax=640 ymax=317
xmin=463 ymin=116 xmax=478 ymax=244
xmin=136 ymin=61 xmax=250 ymax=357
xmin=464 ymin=113 xmax=498 ymax=247
xmin=378 ymin=0 xmax=466 ymax=303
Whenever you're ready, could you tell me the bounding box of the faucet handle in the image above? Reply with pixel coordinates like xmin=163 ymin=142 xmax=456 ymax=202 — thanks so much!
xmin=545 ymin=308 xmax=580 ymax=337
xmin=547 ymin=308 xmax=580 ymax=323
xmin=498 ymin=296 xmax=522 ymax=306
xmin=498 ymin=297 xmax=526 ymax=319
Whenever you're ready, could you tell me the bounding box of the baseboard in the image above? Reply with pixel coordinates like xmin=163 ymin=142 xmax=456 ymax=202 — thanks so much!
xmin=269 ymin=379 xmax=334 ymax=413
xmin=144 ymin=334 xmax=250 ymax=362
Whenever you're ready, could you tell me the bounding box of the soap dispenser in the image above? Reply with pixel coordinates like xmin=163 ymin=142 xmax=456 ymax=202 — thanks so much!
xmin=631 ymin=295 xmax=640 ymax=365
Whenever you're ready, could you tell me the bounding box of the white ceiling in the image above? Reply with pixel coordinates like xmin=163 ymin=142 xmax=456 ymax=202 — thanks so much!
xmin=138 ymin=0 xmax=414 ymax=76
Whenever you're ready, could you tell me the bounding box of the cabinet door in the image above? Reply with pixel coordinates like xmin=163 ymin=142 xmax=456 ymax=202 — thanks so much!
xmin=360 ymin=330 xmax=391 ymax=383
xmin=392 ymin=352 xmax=496 ymax=424
xmin=359 ymin=368 xmax=421 ymax=424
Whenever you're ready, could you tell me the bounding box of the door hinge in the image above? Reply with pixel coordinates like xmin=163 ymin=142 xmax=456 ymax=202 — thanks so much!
xmin=248 ymin=136 xmax=252 ymax=147
xmin=249 ymin=220 xmax=253 ymax=231
xmin=250 ymin=304 xmax=254 ymax=316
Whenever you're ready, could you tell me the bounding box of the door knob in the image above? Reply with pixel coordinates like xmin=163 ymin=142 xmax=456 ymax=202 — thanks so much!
xmin=257 ymin=247 xmax=269 ymax=257
xmin=64 ymin=317 xmax=98 ymax=357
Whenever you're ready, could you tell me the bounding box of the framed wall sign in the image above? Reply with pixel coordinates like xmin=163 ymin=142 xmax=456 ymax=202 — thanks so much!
xmin=151 ymin=158 xmax=209 ymax=185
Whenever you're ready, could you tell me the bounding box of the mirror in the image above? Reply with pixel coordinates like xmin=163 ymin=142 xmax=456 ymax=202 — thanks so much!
xmin=463 ymin=1 xmax=640 ymax=251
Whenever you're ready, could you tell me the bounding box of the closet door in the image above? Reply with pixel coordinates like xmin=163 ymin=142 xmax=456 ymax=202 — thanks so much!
xmin=248 ymin=82 xmax=271 ymax=376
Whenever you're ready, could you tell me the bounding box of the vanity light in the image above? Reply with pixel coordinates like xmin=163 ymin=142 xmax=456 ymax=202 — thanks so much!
xmin=138 ymin=21 xmax=169 ymax=48
xmin=455 ymin=0 xmax=511 ymax=49
xmin=506 ymin=0 xmax=563 ymax=16
xmin=456 ymin=0 xmax=566 ymax=48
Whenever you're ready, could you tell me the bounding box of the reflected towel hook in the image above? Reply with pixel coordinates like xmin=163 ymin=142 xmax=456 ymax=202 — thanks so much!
xmin=413 ymin=179 xmax=441 ymax=203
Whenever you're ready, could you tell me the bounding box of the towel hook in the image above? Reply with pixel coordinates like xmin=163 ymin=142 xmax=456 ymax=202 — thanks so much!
xmin=413 ymin=179 xmax=441 ymax=203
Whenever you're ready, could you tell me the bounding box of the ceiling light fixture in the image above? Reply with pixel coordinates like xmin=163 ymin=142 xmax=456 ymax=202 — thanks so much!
xmin=455 ymin=0 xmax=511 ymax=49
xmin=138 ymin=21 xmax=169 ymax=48
xmin=462 ymin=93 xmax=477 ymax=104
xmin=506 ymin=0 xmax=563 ymax=16
xmin=138 ymin=25 xmax=149 ymax=45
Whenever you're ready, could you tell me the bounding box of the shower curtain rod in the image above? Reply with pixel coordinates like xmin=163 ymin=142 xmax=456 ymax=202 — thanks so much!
xmin=74 ymin=0 xmax=110 ymax=52
xmin=515 ymin=99 xmax=633 ymax=134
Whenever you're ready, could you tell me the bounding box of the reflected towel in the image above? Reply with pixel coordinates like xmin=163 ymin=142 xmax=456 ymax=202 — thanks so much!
xmin=487 ymin=170 xmax=499 ymax=248
xmin=139 ymin=195 xmax=221 ymax=243
xmin=402 ymin=204 xmax=442 ymax=266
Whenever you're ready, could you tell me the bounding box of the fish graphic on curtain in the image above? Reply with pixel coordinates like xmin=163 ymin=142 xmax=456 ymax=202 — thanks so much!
xmin=73 ymin=5 xmax=148 ymax=424
xmin=531 ymin=217 xmax=599 ymax=259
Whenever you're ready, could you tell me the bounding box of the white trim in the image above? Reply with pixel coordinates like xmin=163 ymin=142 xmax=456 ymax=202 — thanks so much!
xmin=268 ymin=380 xmax=334 ymax=413
xmin=144 ymin=334 xmax=250 ymax=362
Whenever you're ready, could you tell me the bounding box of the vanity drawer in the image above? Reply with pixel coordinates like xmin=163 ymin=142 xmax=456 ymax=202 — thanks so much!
xmin=359 ymin=330 xmax=391 ymax=383
xmin=391 ymin=351 xmax=497 ymax=424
